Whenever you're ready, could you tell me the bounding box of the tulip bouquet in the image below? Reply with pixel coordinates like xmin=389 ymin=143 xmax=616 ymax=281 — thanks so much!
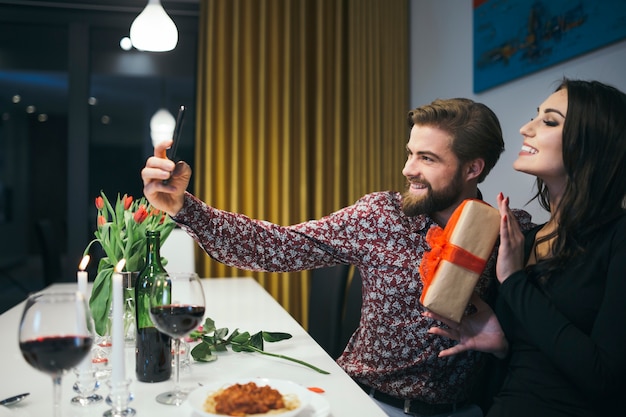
xmin=84 ymin=191 xmax=176 ymax=336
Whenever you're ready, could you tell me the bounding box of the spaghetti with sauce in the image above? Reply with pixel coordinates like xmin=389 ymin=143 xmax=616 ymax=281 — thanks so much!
xmin=203 ymin=381 xmax=300 ymax=416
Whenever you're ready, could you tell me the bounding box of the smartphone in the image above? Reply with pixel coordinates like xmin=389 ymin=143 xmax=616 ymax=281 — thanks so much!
xmin=163 ymin=105 xmax=186 ymax=185
xmin=167 ymin=105 xmax=186 ymax=161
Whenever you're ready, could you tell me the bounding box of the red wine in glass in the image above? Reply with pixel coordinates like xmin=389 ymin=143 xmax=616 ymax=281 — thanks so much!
xmin=150 ymin=305 xmax=205 ymax=338
xmin=19 ymin=291 xmax=94 ymax=417
xmin=149 ymin=272 xmax=206 ymax=405
xmin=20 ymin=335 xmax=93 ymax=374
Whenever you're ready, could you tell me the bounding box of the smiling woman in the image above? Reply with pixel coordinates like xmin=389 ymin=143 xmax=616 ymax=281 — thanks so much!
xmin=514 ymin=89 xmax=567 ymax=183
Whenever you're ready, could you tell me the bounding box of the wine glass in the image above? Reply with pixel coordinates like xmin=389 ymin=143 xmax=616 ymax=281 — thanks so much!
xmin=149 ymin=272 xmax=206 ymax=405
xmin=19 ymin=291 xmax=94 ymax=417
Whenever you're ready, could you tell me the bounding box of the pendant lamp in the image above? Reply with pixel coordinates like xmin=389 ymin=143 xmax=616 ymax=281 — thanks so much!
xmin=130 ymin=0 xmax=178 ymax=52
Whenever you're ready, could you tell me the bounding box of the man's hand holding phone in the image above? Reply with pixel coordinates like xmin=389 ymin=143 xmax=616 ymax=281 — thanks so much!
xmin=142 ymin=105 xmax=191 ymax=216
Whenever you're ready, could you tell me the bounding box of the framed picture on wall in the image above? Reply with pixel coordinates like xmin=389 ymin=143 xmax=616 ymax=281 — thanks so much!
xmin=473 ymin=0 xmax=626 ymax=93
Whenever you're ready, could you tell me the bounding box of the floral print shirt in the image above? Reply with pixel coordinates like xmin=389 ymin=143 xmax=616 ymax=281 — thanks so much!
xmin=173 ymin=191 xmax=533 ymax=404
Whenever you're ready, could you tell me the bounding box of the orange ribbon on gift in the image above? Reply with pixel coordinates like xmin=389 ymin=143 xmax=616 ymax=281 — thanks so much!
xmin=419 ymin=199 xmax=490 ymax=291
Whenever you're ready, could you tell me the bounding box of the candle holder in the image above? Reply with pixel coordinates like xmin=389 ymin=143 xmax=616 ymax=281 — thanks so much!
xmin=71 ymin=367 xmax=103 ymax=406
xmin=103 ymin=378 xmax=135 ymax=417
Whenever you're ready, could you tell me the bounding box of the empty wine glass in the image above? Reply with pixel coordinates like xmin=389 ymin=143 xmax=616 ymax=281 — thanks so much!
xmin=149 ymin=272 xmax=205 ymax=405
xmin=19 ymin=291 xmax=94 ymax=417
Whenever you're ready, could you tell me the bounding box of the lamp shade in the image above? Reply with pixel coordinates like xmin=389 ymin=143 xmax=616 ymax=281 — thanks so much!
xmin=130 ymin=0 xmax=178 ymax=52
xmin=150 ymin=108 xmax=176 ymax=147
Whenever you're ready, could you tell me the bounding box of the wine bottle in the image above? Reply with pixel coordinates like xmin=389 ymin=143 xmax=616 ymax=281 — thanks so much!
xmin=135 ymin=230 xmax=172 ymax=382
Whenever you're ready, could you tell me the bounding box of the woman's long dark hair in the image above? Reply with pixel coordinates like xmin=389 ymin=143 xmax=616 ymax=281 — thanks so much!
xmin=532 ymin=79 xmax=626 ymax=280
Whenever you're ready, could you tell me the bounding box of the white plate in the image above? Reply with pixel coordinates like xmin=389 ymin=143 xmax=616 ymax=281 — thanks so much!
xmin=188 ymin=377 xmax=312 ymax=417
xmin=300 ymin=394 xmax=330 ymax=417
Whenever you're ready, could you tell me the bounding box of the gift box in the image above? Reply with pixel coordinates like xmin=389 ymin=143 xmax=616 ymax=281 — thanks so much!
xmin=419 ymin=199 xmax=500 ymax=322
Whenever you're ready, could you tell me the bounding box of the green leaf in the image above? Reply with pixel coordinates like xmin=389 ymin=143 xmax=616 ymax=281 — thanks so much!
xmin=215 ymin=327 xmax=229 ymax=340
xmin=89 ymin=267 xmax=113 ymax=336
xmin=214 ymin=341 xmax=228 ymax=352
xmin=83 ymin=238 xmax=100 ymax=257
xmin=262 ymin=331 xmax=293 ymax=342
xmin=231 ymin=331 xmax=251 ymax=345
xmin=191 ymin=342 xmax=217 ymax=362
xmin=249 ymin=331 xmax=264 ymax=350
xmin=101 ymin=190 xmax=115 ymax=216
xmin=231 ymin=344 xmax=246 ymax=353
xmin=202 ymin=318 xmax=216 ymax=333
xmin=189 ymin=329 xmax=205 ymax=340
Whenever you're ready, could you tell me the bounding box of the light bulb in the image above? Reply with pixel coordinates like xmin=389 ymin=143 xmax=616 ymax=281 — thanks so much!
xmin=130 ymin=0 xmax=178 ymax=52
xmin=150 ymin=108 xmax=176 ymax=147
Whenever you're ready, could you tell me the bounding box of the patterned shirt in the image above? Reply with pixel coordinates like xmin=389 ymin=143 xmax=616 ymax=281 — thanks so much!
xmin=173 ymin=191 xmax=533 ymax=404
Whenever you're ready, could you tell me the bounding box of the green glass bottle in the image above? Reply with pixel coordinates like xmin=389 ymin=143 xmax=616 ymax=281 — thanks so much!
xmin=134 ymin=230 xmax=172 ymax=382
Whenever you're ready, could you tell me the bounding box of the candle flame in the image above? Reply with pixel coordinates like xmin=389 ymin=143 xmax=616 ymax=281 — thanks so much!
xmin=114 ymin=259 xmax=126 ymax=273
xmin=79 ymin=255 xmax=90 ymax=271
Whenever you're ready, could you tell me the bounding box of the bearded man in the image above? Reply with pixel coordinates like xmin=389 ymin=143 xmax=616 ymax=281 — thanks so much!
xmin=141 ymin=98 xmax=532 ymax=417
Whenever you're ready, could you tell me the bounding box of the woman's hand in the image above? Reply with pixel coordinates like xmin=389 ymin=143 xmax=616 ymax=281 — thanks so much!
xmin=141 ymin=139 xmax=191 ymax=217
xmin=423 ymin=293 xmax=508 ymax=359
xmin=496 ymin=192 xmax=526 ymax=283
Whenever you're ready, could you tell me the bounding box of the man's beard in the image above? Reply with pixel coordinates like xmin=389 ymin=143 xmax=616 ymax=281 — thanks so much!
xmin=401 ymin=169 xmax=464 ymax=217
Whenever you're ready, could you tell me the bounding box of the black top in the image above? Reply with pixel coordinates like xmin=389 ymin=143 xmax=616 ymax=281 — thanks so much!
xmin=488 ymin=214 xmax=626 ymax=417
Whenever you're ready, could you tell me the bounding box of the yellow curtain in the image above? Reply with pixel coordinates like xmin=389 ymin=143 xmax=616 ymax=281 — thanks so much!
xmin=194 ymin=0 xmax=408 ymax=326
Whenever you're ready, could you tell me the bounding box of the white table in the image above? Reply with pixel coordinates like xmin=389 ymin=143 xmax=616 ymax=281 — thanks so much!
xmin=0 ymin=278 xmax=386 ymax=417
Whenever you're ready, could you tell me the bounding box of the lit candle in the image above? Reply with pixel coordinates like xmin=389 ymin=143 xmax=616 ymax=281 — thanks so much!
xmin=111 ymin=259 xmax=127 ymax=385
xmin=77 ymin=255 xmax=90 ymax=299
xmin=77 ymin=255 xmax=90 ymax=372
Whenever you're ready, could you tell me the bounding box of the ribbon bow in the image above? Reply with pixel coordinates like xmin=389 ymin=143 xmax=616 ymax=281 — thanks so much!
xmin=419 ymin=205 xmax=490 ymax=290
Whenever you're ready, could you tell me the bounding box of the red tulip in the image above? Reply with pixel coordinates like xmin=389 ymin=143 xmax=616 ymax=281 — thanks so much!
xmin=123 ymin=195 xmax=133 ymax=210
xmin=95 ymin=196 xmax=104 ymax=210
xmin=97 ymin=215 xmax=106 ymax=226
xmin=133 ymin=205 xmax=149 ymax=224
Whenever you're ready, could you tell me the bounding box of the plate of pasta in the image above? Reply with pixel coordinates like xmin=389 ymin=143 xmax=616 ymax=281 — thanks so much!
xmin=188 ymin=377 xmax=312 ymax=417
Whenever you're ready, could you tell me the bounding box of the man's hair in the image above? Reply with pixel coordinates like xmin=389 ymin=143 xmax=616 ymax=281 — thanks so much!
xmin=407 ymin=98 xmax=504 ymax=183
